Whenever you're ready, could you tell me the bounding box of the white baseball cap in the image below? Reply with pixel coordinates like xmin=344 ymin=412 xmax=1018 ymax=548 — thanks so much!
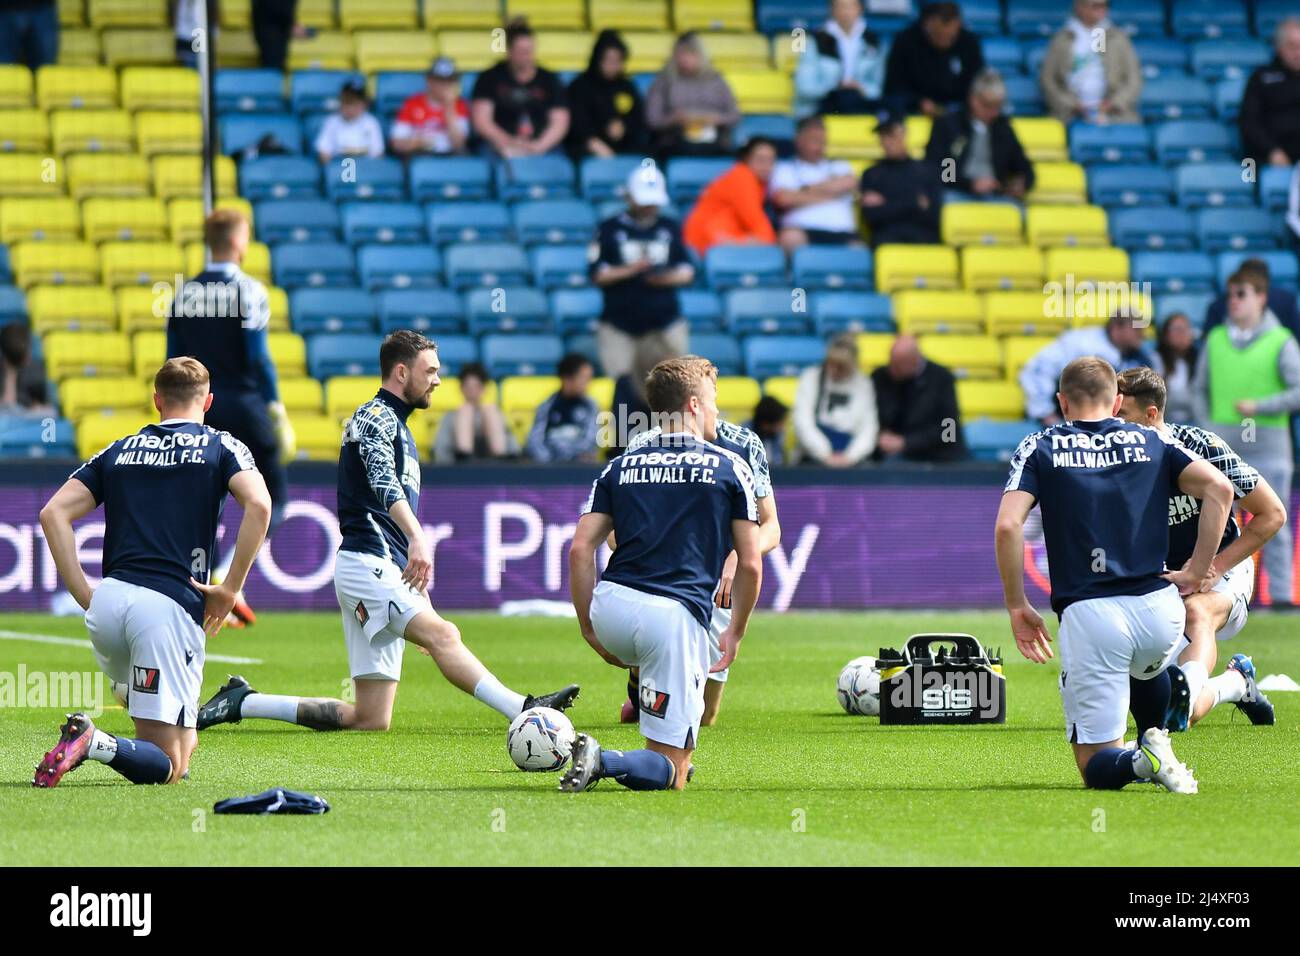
xmin=626 ymin=163 xmax=669 ymax=207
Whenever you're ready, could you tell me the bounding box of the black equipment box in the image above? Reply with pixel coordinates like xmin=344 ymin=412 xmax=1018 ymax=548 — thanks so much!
xmin=877 ymin=633 xmax=1005 ymax=724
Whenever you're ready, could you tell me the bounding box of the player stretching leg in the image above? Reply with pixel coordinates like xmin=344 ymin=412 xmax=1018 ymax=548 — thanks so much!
xmin=563 ymin=357 xmax=762 ymax=792
xmin=1117 ymin=368 xmax=1280 ymax=728
xmin=615 ymin=418 xmax=780 ymax=727
xmin=197 ymin=332 xmax=578 ymax=733
xmin=996 ymin=357 xmax=1234 ymax=792
xmin=34 ymin=358 xmax=271 ymax=786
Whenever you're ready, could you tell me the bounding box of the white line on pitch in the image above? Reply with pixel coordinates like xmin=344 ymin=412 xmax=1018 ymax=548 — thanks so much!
xmin=0 ymin=629 xmax=263 ymax=665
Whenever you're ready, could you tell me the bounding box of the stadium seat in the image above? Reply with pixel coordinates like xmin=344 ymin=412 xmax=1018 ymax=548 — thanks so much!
xmin=874 ymin=244 xmax=960 ymax=292
xmin=531 ymin=245 xmax=589 ymax=290
xmin=1003 ymin=74 xmax=1045 ymax=117
xmin=220 ymin=113 xmax=304 ymax=154
xmin=75 ymin=410 xmax=156 ymax=458
xmin=1195 ymin=208 xmax=1282 ymax=254
xmin=956 ymin=380 xmax=1024 ymax=421
xmin=893 ymin=290 xmax=984 ymax=334
xmin=1131 ymin=251 xmax=1217 ymax=294
xmin=941 ymin=203 xmax=1023 ymax=247
xmin=340 ymin=201 xmax=425 ymax=245
xmin=1135 ymin=39 xmax=1195 ymax=79
xmin=323 ymin=157 xmax=406 ymax=202
xmin=184 ymin=239 xmax=271 ymax=284
xmin=1068 ymin=124 xmax=1151 ymax=165
xmin=43 ymin=329 xmax=132 ymax=379
xmin=0 ymin=109 xmax=51 ymax=151
xmin=120 ymin=66 xmax=199 ymax=111
xmin=356 ymin=243 xmax=441 ymax=290
xmin=50 ymin=109 xmax=134 ymax=154
xmin=961 ymin=245 xmax=1044 ymax=291
xmin=822 ymin=114 xmax=879 ymax=160
xmin=1025 ymin=162 xmax=1087 ymax=204
xmin=1215 ymin=75 xmax=1247 ymax=122
xmin=1010 ymin=117 xmax=1067 ymax=162
xmin=216 ymin=69 xmax=287 ymax=113
xmin=1217 ymin=251 xmax=1299 ymax=290
xmin=0 ymin=153 xmax=64 ymax=198
xmin=1171 ymin=0 xmax=1249 ymax=39
xmin=735 ymin=113 xmax=797 ymax=149
xmin=984 ymin=292 xmax=1069 ymax=337
xmin=409 ymin=155 xmax=492 ymax=202
xmin=716 ymin=374 xmax=762 ymax=423
xmin=1260 ymin=166 xmax=1293 ymax=212
xmin=377 ymin=288 xmax=465 ymax=334
xmin=690 ymin=332 xmax=743 ymax=376
xmin=1190 ymin=39 xmax=1270 ymax=81
xmin=579 ymin=155 xmax=645 ymax=203
xmin=59 ymin=374 xmax=149 ymax=420
xmin=135 ymin=110 xmax=203 ymax=156
xmin=675 ymin=0 xmax=754 ymax=32
xmin=444 ymin=242 xmax=530 ymax=289
xmin=917 ymin=334 xmax=1002 ymax=380
xmin=240 ymin=156 xmax=320 ymax=200
xmin=0 ymin=196 xmax=80 ymax=242
xmin=789 ymin=245 xmax=872 ymax=291
xmin=117 ymin=285 xmax=167 ymax=332
xmin=36 ymin=66 xmax=118 ymax=110
xmin=425 ymin=201 xmax=512 ymax=245
xmin=1139 ymin=77 xmax=1214 ymax=122
xmin=289 ymin=288 xmax=376 ymax=334
xmin=307 ymin=333 xmax=382 ymax=378
xmin=289 ymin=69 xmax=362 ymax=114
xmin=256 ymin=198 xmax=340 ymax=244
xmin=1088 ymin=164 xmax=1174 ymax=207
xmin=1110 ymin=206 xmax=1197 ymax=252
xmin=854 ymin=332 xmax=895 ymax=372
xmin=277 ymin=377 xmax=325 ymax=414
xmin=724 ymin=69 xmax=791 ymax=114
xmin=0 ymin=65 xmax=33 ymax=108
xmin=153 ymin=154 xmax=237 ymax=201
xmin=666 ymin=157 xmax=733 ymax=205
xmin=1158 ymin=293 xmax=1214 ymax=329
xmin=82 ymin=197 xmax=167 ymax=242
xmin=965 ymin=420 xmax=1038 ymax=462
xmin=272 ymin=241 xmax=356 ymax=288
xmin=811 ymin=291 xmax=893 ymax=335
xmin=550 ymin=288 xmax=603 ymax=336
xmin=287 ymin=31 xmax=355 ymax=71
xmin=1024 ymin=205 xmax=1108 ymax=247
xmin=705 ymin=244 xmax=786 ymax=290
xmin=667 ymin=288 xmax=718 ymax=332
xmin=590 ymin=0 xmax=669 ymax=30
xmin=169 ymin=197 xmax=253 ymax=244
xmin=743 ymin=335 xmax=823 ymax=380
xmin=287 ymin=413 xmax=342 ymax=461
xmin=428 ymin=335 xmax=479 ymax=376
xmin=1005 ymin=0 xmax=1062 ymax=37
xmin=1043 ymin=247 xmax=1129 ymax=285
xmin=11 ymin=241 xmax=99 ymax=286
xmin=512 ymin=199 xmax=597 ymax=245
xmin=1002 ymin=335 xmax=1058 ymax=383
xmin=723 ymin=288 xmax=811 ymax=335
xmin=495 ymin=155 xmax=575 ymax=202
xmin=1153 ymin=121 xmax=1234 ymax=165
xmin=482 ymin=333 xmax=564 ymax=378
xmin=0 ymin=286 xmax=26 ymax=323
xmin=980 ymin=35 xmax=1024 ymax=74
xmin=1258 ymin=0 xmax=1298 ymax=37
xmin=354 ymin=31 xmax=434 ymax=73
xmin=214 ymin=29 xmax=260 ymax=68
xmin=28 ymin=285 xmax=116 ymax=332
xmin=465 ymin=286 xmax=552 ymax=335
xmin=499 ymin=373 xmax=564 ymax=442
xmin=1175 ymin=163 xmax=1254 ymax=208
xmin=101 ymin=241 xmax=184 ymax=288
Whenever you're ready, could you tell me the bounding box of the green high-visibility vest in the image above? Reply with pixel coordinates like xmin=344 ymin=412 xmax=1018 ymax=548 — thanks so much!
xmin=1206 ymin=324 xmax=1291 ymax=428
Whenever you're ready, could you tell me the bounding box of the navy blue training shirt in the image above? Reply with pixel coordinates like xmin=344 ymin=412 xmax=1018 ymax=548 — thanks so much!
xmin=72 ymin=420 xmax=258 ymax=625
xmin=1004 ymin=417 xmax=1198 ymax=615
xmin=338 ymin=388 xmax=421 ymax=567
xmin=583 ymin=431 xmax=759 ymax=629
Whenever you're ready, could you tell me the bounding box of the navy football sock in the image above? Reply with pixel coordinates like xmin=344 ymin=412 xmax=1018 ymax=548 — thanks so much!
xmin=107 ymin=736 xmax=173 ymax=784
xmin=598 ymin=749 xmax=675 ymax=791
xmin=1083 ymin=747 xmax=1140 ymax=789
xmin=1129 ymin=669 xmax=1172 ymax=739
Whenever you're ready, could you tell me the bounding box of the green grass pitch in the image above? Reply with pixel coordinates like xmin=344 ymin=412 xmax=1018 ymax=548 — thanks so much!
xmin=1 ymin=609 xmax=1297 ymax=866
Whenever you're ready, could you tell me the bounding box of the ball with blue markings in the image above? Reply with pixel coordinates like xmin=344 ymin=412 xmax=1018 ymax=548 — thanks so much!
xmin=506 ymin=707 xmax=576 ymax=772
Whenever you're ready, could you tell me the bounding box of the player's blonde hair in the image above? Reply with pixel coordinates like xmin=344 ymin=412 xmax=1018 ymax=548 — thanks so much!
xmin=204 ymin=208 xmax=249 ymax=255
xmin=1059 ymin=356 xmax=1117 ymax=408
xmin=644 ymin=355 xmax=717 ymax=415
xmin=154 ymin=356 xmax=210 ymax=406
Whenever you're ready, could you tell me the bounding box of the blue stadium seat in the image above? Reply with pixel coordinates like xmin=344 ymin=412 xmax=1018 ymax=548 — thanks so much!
xmin=340 ymin=202 xmax=426 ymax=244
xmin=705 ymin=244 xmax=786 ymax=290
xmin=1108 ymin=0 xmax=1166 ymax=37
xmin=240 ymin=156 xmax=321 ymax=200
xmin=307 ymin=333 xmax=383 ymax=378
xmin=1175 ymin=163 xmax=1254 ymax=208
xmin=322 ymin=157 xmax=406 ymax=201
xmin=465 ymin=287 xmax=552 ymax=335
xmin=678 ymin=289 xmax=724 ymax=332
xmin=444 ymin=242 xmax=530 ymax=289
xmin=494 ymin=156 xmax=575 ymax=201
xmin=1215 ymin=75 xmax=1247 ymax=122
xmin=215 ymin=69 xmax=286 ymax=113
xmin=1258 ymin=0 xmax=1298 ymax=38
xmin=531 ymin=245 xmax=589 ymax=289
xmin=1003 ymin=74 xmax=1044 ymax=116
xmin=724 ymin=288 xmax=812 ymax=335
xmin=0 ymin=285 xmax=25 ymax=322
xmin=811 ymin=291 xmax=894 ymax=334
xmin=255 ymin=199 xmax=340 ymax=243
xmin=1191 ymin=40 xmax=1271 ymax=82
xmin=549 ymin=288 xmax=603 ymax=336
xmin=425 ymin=201 xmax=512 ymax=245
xmin=1069 ymin=124 xmax=1152 ymax=164
xmin=1171 ymin=0 xmax=1249 ymax=39
xmin=1005 ymin=0 xmax=1060 ymax=38
xmin=1131 ymin=251 xmax=1217 ymax=294
xmin=301 ymin=112 xmax=330 ymax=149
xmin=377 ymin=288 xmax=465 ymax=334
xmin=1153 ymin=121 xmax=1234 ymax=165
xmin=290 ymin=70 xmax=362 ymax=114
xmin=579 ymin=155 xmax=644 ymax=203
xmin=690 ymin=333 xmax=744 ymax=376
xmin=512 ymin=199 xmax=597 ymax=245
xmin=563 ymin=332 xmax=601 ymax=374
xmin=965 ymin=420 xmax=1037 ymax=463
xmin=0 ymin=415 xmax=75 ymax=458
xmin=1217 ymin=251 xmax=1300 ymax=290
xmin=1139 ymin=77 xmax=1214 ymax=122
xmin=220 ymin=113 xmax=304 ymax=154
xmin=1259 ymin=166 xmax=1293 ymax=212
xmin=289 ymin=288 xmax=376 ymax=334
xmin=1158 ymin=292 xmax=1215 ymax=329
xmin=735 ymin=114 xmax=797 ymax=148
xmin=981 ymin=36 xmax=1024 ymax=75
xmin=357 ymin=243 xmax=442 ymax=291
xmin=743 ymin=335 xmax=825 ymax=379
xmin=1195 ymin=208 xmax=1282 ymax=254
xmin=272 ymin=242 xmax=356 ymax=288
xmin=1131 ymin=38 xmax=1191 ymax=80
xmin=481 ymin=333 xmax=564 ymax=378
xmin=431 ymin=334 xmax=479 ymax=376
xmin=374 ymin=72 xmax=426 ymax=114
xmin=1109 ymin=206 xmax=1197 ymax=251
xmin=0 ymin=251 xmax=10 ymax=284
xmin=756 ymin=0 xmax=830 ymax=32
xmin=666 ymin=158 xmax=733 ymax=205
xmin=409 ymin=156 xmax=493 ymax=202
xmin=1089 ymin=164 xmax=1174 ymax=206
xmin=791 ymin=245 xmax=873 ymax=291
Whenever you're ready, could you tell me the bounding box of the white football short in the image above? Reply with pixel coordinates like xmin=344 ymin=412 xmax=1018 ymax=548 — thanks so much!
xmin=334 ymin=549 xmax=431 ymax=681
xmin=1057 ymin=585 xmax=1185 ymax=745
xmin=1172 ymin=557 xmax=1255 ymax=655
xmin=590 ymin=580 xmax=710 ymax=749
xmin=708 ymin=589 xmax=730 ymax=683
xmin=85 ymin=577 xmax=205 ymax=727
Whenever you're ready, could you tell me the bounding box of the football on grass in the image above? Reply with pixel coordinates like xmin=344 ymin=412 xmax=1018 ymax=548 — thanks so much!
xmin=837 ymin=656 xmax=881 ymax=716
xmin=506 ymin=707 xmax=576 ymax=771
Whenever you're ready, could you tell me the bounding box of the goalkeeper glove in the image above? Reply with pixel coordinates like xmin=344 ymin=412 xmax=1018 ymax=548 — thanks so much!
xmin=267 ymin=401 xmax=297 ymax=464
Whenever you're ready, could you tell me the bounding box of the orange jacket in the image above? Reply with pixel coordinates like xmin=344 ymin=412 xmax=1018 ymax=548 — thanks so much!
xmin=683 ymin=162 xmax=776 ymax=255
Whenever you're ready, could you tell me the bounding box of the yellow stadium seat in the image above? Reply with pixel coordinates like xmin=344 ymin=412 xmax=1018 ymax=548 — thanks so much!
xmin=717 ymin=375 xmax=761 ymax=422
xmin=11 ymin=241 xmax=99 ymax=286
xmin=288 ymin=32 xmax=355 ymax=71
xmin=855 ymin=333 xmax=895 ymax=371
xmin=500 ymin=375 xmax=560 ymax=444
xmin=60 ymin=375 xmax=151 ymax=420
xmin=941 ymin=202 xmax=1023 ymax=246
xmin=507 ymin=0 xmax=586 ymax=29
xmin=89 ymin=0 xmax=168 ymax=27
xmin=423 ymin=0 xmax=499 ymax=28
xmin=28 ymin=285 xmax=117 ymax=332
xmin=152 ymin=154 xmax=237 ymax=200
xmin=700 ymin=32 xmax=770 ymax=71
xmin=0 ymin=153 xmax=62 ymax=197
xmin=83 ymin=197 xmax=169 ymax=243
xmin=893 ymin=290 xmax=984 ymax=334
xmin=1026 ymin=161 xmax=1087 ymax=204
xmin=823 ymin=114 xmax=879 ymax=160
xmin=622 ymin=30 xmax=674 ymax=72
xmin=59 ymin=29 xmax=103 ymax=65
xmin=326 ymin=375 xmax=384 ymax=421
xmin=216 ymin=30 xmax=261 ymax=68
xmin=905 ymin=115 xmax=932 ymax=159
xmin=983 ymin=291 xmax=1070 ymax=337
xmin=101 ymin=241 xmax=185 ymax=288
xmin=102 ymin=29 xmax=176 ymax=67
xmin=0 ymin=197 xmax=80 ymax=242
xmin=136 ymin=110 xmax=203 ymax=155
xmin=50 ymin=109 xmax=135 ymax=154
xmin=77 ymin=410 xmax=158 ymax=458
xmin=297 ymin=0 xmax=336 ymax=28
xmin=533 ymin=32 xmax=595 ymax=71
xmin=0 ymin=65 xmax=33 ymax=108
xmin=290 ymin=414 xmax=343 ymax=461
xmin=220 ymin=0 xmax=251 ymax=29
xmin=168 ymin=197 xmax=255 ymax=244
xmin=1043 ymin=247 xmax=1129 ymax=286
xmin=675 ymin=0 xmax=753 ymax=32
xmin=762 ymin=374 xmax=798 ymax=405
xmin=433 ymin=31 xmax=501 ymax=71
xmin=132 ymin=329 xmax=165 ymax=376
xmin=725 ymin=70 xmax=791 ymax=114
xmin=962 ymin=245 xmax=1044 ymax=291
xmin=185 ymin=240 xmax=271 ymax=284
xmin=917 ymin=334 xmax=1002 ymax=380
xmin=1002 ymin=335 xmax=1058 ymax=383
xmin=269 ymin=332 xmax=308 ymax=377
xmin=118 ymin=285 xmax=169 ymax=332
xmin=956 ymin=380 xmax=1024 ymax=422
xmin=772 ymin=34 xmax=800 ymax=73
xmin=267 ymin=286 xmax=290 ymax=331
xmin=588 ymin=375 xmax=614 ymax=411
xmin=44 ymin=330 xmax=133 ymax=380
xmin=1025 ymin=204 xmax=1109 ymax=247
xmin=355 ymin=31 xmax=437 ymax=73
xmin=0 ymin=109 xmax=50 ymax=152
xmin=279 ymin=377 xmax=324 ymax=414
xmin=1066 ymin=286 xmax=1153 ymax=329
xmin=340 ymin=0 xmax=418 ymax=29
xmin=590 ymin=0 xmax=669 ymax=30
xmin=120 ymin=67 xmax=201 ymax=111
xmin=874 ymin=244 xmax=960 ymax=292
xmin=1010 ymin=117 xmax=1067 ymax=162
xmin=37 ymin=66 xmax=118 ymax=110
xmin=66 ymin=152 xmax=151 ymax=198
xmin=60 ymin=0 xmax=86 ymax=27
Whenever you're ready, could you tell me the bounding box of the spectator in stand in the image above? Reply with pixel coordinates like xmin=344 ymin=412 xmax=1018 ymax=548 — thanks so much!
xmin=1203 ymin=259 xmax=1300 ymax=340
xmin=566 ymin=30 xmax=650 ymax=161
xmin=883 ymin=2 xmax=984 ymax=118
xmin=1240 ymin=17 xmax=1300 ymax=169
xmin=645 ymin=32 xmax=741 ymax=159
xmin=794 ymin=0 xmax=887 ymax=117
xmin=252 ymin=0 xmax=303 ymax=72
xmin=871 ymin=335 xmax=965 ymax=463
xmin=859 ymin=112 xmax=942 ymax=245
xmin=1152 ymin=312 xmax=1197 ymax=425
xmin=470 ymin=20 xmax=570 ymax=158
xmin=433 ymin=362 xmax=517 ymax=463
xmin=793 ymin=333 xmax=878 ymax=467
xmin=0 ymin=322 xmax=51 ymax=413
xmin=314 ymin=80 xmax=385 ymax=162
xmin=391 ymin=58 xmax=470 ymax=157
xmin=769 ymin=116 xmax=861 ymax=253
xmin=525 ymin=353 xmax=599 ymax=463
xmin=0 ymin=0 xmax=58 ymax=70
xmin=1039 ymin=0 xmax=1141 ymax=126
xmin=591 ymin=163 xmax=695 ymax=380
xmin=1019 ymin=310 xmax=1152 ymax=425
xmin=683 ymin=137 xmax=778 ymax=256
xmin=747 ymin=395 xmax=790 ymax=467
xmin=925 ymin=69 xmax=1035 ymax=201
